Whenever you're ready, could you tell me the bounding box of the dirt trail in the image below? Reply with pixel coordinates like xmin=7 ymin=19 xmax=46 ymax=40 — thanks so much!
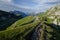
xmin=27 ymin=16 xmax=45 ymax=40
xmin=31 ymin=23 xmax=42 ymax=40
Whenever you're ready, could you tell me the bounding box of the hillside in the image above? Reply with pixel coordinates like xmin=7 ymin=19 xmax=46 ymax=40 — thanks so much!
xmin=0 ymin=14 xmax=40 ymax=40
xmin=0 ymin=10 xmax=27 ymax=30
xmin=0 ymin=5 xmax=60 ymax=40
xmin=45 ymin=5 xmax=60 ymax=25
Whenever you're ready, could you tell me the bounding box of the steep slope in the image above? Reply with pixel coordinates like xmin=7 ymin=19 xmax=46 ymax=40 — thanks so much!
xmin=40 ymin=5 xmax=60 ymax=40
xmin=45 ymin=5 xmax=60 ymax=25
xmin=0 ymin=16 xmax=40 ymax=40
xmin=0 ymin=5 xmax=60 ymax=40
xmin=32 ymin=5 xmax=60 ymax=40
xmin=7 ymin=16 xmax=35 ymax=29
xmin=0 ymin=10 xmax=26 ymax=30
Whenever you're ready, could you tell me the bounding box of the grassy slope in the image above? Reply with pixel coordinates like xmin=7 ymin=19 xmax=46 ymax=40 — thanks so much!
xmin=38 ymin=5 xmax=60 ymax=40
xmin=0 ymin=16 xmax=40 ymax=40
xmin=0 ymin=10 xmax=23 ymax=30
xmin=7 ymin=16 xmax=35 ymax=29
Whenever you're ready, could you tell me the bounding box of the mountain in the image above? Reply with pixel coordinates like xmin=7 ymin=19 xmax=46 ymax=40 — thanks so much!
xmin=46 ymin=5 xmax=60 ymax=25
xmin=0 ymin=5 xmax=60 ymax=40
xmin=10 ymin=10 xmax=28 ymax=17
xmin=0 ymin=10 xmax=27 ymax=30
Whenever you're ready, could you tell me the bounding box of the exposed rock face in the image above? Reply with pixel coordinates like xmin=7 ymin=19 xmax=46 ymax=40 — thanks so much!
xmin=46 ymin=5 xmax=60 ymax=25
xmin=55 ymin=11 xmax=60 ymax=15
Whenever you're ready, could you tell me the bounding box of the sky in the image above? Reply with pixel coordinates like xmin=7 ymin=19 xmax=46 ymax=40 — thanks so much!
xmin=0 ymin=0 xmax=60 ymax=13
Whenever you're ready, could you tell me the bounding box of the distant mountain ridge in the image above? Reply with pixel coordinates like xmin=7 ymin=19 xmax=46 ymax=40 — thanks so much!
xmin=0 ymin=10 xmax=27 ymax=30
xmin=10 ymin=10 xmax=28 ymax=17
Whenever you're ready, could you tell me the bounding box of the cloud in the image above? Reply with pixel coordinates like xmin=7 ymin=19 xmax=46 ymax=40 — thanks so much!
xmin=30 ymin=0 xmax=60 ymax=11
xmin=45 ymin=2 xmax=60 ymax=5
xmin=45 ymin=0 xmax=60 ymax=5
xmin=1 ymin=0 xmax=12 ymax=3
xmin=0 ymin=0 xmax=60 ymax=12
xmin=0 ymin=0 xmax=36 ymax=9
xmin=0 ymin=0 xmax=36 ymax=13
